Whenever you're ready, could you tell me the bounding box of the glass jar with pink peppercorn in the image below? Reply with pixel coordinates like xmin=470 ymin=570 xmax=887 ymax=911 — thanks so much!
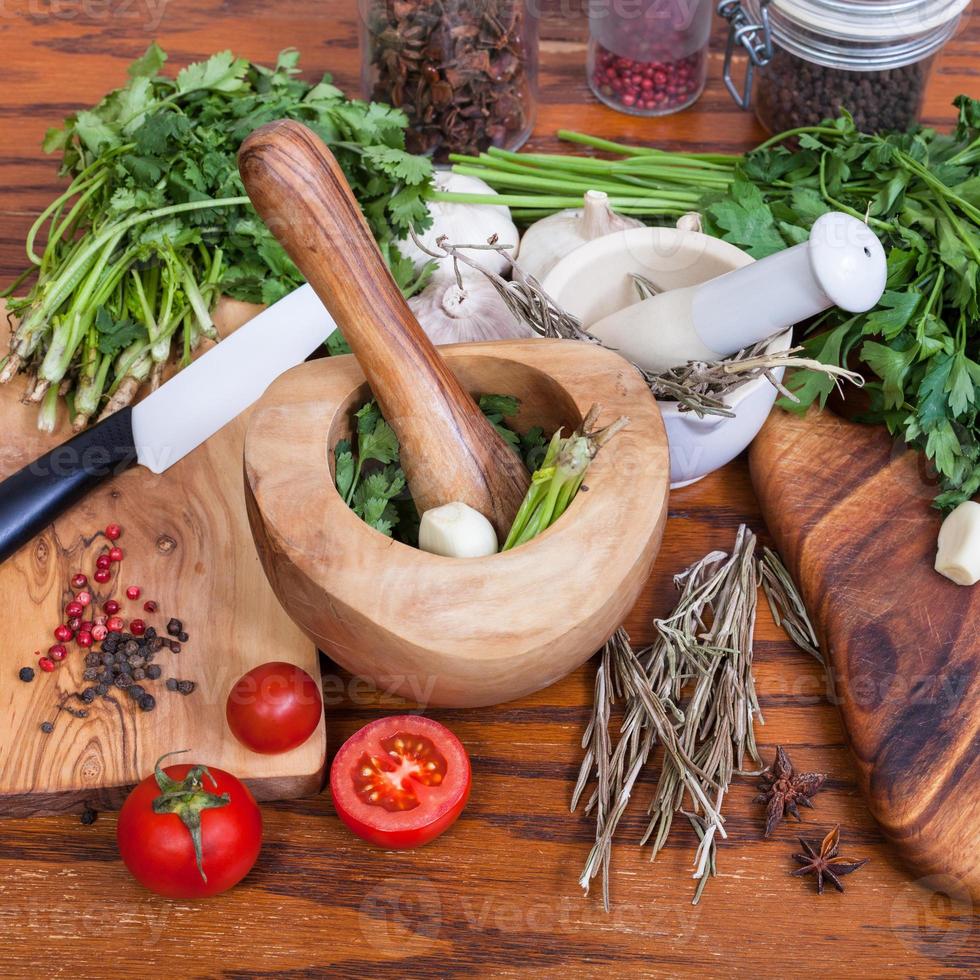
xmin=588 ymin=0 xmax=712 ymax=116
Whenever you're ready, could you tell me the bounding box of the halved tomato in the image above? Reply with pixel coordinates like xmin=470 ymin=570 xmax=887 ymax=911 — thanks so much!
xmin=330 ymin=715 xmax=471 ymax=849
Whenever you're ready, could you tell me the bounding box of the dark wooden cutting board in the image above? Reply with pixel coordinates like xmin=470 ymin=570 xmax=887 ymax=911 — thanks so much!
xmin=750 ymin=407 xmax=980 ymax=899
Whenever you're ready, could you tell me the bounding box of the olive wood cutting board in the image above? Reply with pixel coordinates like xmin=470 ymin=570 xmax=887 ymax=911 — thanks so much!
xmin=0 ymin=300 xmax=326 ymax=816
xmin=750 ymin=406 xmax=980 ymax=899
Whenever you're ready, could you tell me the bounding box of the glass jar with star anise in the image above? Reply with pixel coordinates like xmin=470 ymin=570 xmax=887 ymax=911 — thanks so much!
xmin=359 ymin=0 xmax=538 ymax=162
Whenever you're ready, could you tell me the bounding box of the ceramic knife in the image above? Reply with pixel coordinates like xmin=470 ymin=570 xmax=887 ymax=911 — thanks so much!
xmin=0 ymin=284 xmax=335 ymax=563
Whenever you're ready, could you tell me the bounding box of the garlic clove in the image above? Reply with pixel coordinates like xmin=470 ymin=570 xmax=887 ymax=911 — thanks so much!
xmin=935 ymin=500 xmax=980 ymax=586
xmin=676 ymin=212 xmax=703 ymax=233
xmin=419 ymin=502 xmax=499 ymax=558
xmin=516 ymin=190 xmax=644 ymax=283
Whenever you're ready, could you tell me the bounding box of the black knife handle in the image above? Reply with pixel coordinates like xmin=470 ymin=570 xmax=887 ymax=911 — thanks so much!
xmin=0 ymin=406 xmax=138 ymax=564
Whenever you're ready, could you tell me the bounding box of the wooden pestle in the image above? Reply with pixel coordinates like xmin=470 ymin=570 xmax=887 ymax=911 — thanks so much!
xmin=238 ymin=120 xmax=529 ymax=537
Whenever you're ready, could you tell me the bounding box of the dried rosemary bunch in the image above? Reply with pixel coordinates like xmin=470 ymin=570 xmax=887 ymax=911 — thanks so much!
xmin=421 ymin=236 xmax=861 ymax=417
xmin=573 ymin=528 xmax=821 ymax=909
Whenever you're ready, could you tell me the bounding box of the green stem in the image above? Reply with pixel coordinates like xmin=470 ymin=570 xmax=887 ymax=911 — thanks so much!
xmin=433 ymin=191 xmax=688 ymax=215
xmin=557 ymin=130 xmax=739 ymax=164
xmin=31 ymin=196 xmax=248 ymax=324
xmin=451 ymin=164 xmax=701 ymax=202
xmin=818 ymin=153 xmax=895 ymax=233
xmin=752 ymin=125 xmax=844 ymax=152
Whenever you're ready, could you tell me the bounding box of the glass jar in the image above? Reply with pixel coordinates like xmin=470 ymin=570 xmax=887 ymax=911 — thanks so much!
xmin=359 ymin=0 xmax=538 ymax=162
xmin=722 ymin=0 xmax=970 ymax=134
xmin=587 ymin=0 xmax=713 ymax=116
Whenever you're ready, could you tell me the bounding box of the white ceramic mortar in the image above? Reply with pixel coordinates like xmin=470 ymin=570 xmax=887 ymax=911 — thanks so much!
xmin=542 ymin=226 xmax=793 ymax=487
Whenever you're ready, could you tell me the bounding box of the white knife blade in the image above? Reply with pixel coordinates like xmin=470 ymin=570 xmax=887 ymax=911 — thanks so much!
xmin=131 ymin=284 xmax=335 ymax=473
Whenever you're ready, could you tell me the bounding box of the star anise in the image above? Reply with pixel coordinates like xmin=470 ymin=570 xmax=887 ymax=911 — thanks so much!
xmin=791 ymin=825 xmax=869 ymax=894
xmin=755 ymin=745 xmax=826 ymax=838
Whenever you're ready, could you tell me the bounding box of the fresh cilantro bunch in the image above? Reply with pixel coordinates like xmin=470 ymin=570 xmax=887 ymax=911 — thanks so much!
xmin=700 ymin=97 xmax=980 ymax=509
xmin=2 ymin=44 xmax=433 ymax=432
xmin=335 ymin=395 xmax=544 ymax=544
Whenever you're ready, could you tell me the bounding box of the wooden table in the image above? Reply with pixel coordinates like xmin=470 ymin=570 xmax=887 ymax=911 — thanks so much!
xmin=0 ymin=2 xmax=977 ymax=976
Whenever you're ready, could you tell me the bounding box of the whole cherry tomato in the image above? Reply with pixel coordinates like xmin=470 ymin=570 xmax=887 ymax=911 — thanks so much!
xmin=226 ymin=661 xmax=323 ymax=754
xmin=117 ymin=753 xmax=262 ymax=899
xmin=330 ymin=715 xmax=471 ymax=849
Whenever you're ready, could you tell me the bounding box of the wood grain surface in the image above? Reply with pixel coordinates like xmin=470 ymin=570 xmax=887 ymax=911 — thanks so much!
xmin=0 ymin=300 xmax=327 ymax=816
xmin=244 ymin=339 xmax=668 ymax=707
xmin=749 ymin=407 xmax=980 ymax=899
xmin=238 ymin=121 xmax=530 ymax=537
xmin=0 ymin=2 xmax=977 ymax=976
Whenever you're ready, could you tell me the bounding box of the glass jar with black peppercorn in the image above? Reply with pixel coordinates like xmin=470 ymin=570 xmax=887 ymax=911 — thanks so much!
xmin=588 ymin=0 xmax=713 ymax=116
xmin=721 ymin=0 xmax=970 ymax=134
xmin=359 ymin=0 xmax=538 ymax=162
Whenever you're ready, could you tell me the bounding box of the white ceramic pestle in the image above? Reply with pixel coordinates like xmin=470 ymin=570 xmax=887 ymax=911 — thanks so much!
xmin=587 ymin=211 xmax=887 ymax=374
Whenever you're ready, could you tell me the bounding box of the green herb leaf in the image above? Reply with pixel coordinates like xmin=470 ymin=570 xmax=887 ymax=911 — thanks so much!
xmin=94 ymin=308 xmax=146 ymax=357
xmin=128 ymin=42 xmax=168 ymax=78
xmin=175 ymin=50 xmax=249 ymax=95
xmin=706 ymin=178 xmax=785 ymax=258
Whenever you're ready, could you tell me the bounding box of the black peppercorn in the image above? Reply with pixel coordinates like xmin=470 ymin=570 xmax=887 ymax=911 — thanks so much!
xmin=755 ymin=47 xmax=927 ymax=134
xmin=176 ymin=680 xmax=195 ymax=696
xmin=169 ymin=642 xmax=181 ymax=654
xmin=166 ymin=678 xmax=178 ymax=691
xmin=145 ymin=626 xmax=157 ymax=640
xmin=167 ymin=618 xmax=182 ymax=637
xmin=40 ymin=721 xmax=54 ymax=733
xmin=149 ymin=637 xmax=164 ymax=653
xmin=79 ymin=688 xmax=97 ymax=703
xmin=124 ymin=640 xmax=139 ymax=656
xmin=138 ymin=694 xmax=156 ymax=712
xmin=80 ymin=807 xmax=98 ymax=825
xmin=128 ymin=685 xmax=145 ymax=700
xmin=146 ymin=665 xmax=162 ymax=680
xmin=82 ymin=668 xmax=98 ymax=681
xmin=132 ymin=668 xmax=146 ymax=681
xmin=19 ymin=667 xmax=35 ymax=682
xmin=95 ymin=683 xmax=109 ymax=696
xmin=115 ymin=674 xmax=132 ymax=688
xmin=85 ymin=653 xmax=100 ymax=668
xmin=177 ymin=631 xmax=189 ymax=643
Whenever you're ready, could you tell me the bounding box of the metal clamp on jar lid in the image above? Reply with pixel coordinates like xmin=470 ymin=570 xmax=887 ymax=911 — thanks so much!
xmin=720 ymin=0 xmax=970 ymax=112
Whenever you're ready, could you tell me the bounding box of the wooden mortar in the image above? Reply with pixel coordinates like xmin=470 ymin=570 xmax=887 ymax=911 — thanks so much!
xmin=238 ymin=119 xmax=670 ymax=707
xmin=244 ymin=339 xmax=669 ymax=707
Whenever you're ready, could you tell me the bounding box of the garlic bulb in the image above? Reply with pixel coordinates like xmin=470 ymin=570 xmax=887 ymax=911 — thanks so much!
xmin=516 ymin=190 xmax=644 ymax=282
xmin=935 ymin=500 xmax=980 ymax=586
xmin=398 ymin=172 xmax=519 ymax=281
xmin=419 ymin=502 xmax=498 ymax=558
xmin=409 ymin=275 xmax=534 ymax=345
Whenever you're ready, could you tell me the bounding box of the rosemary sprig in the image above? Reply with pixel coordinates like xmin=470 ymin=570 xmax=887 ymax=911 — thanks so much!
xmin=574 ymin=527 xmax=825 ymax=908
xmin=417 ymin=235 xmax=861 ymax=417
xmin=758 ymin=547 xmax=822 ymax=665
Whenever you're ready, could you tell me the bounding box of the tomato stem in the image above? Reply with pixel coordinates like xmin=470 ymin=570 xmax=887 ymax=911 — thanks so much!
xmin=152 ymin=751 xmax=231 ymax=882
